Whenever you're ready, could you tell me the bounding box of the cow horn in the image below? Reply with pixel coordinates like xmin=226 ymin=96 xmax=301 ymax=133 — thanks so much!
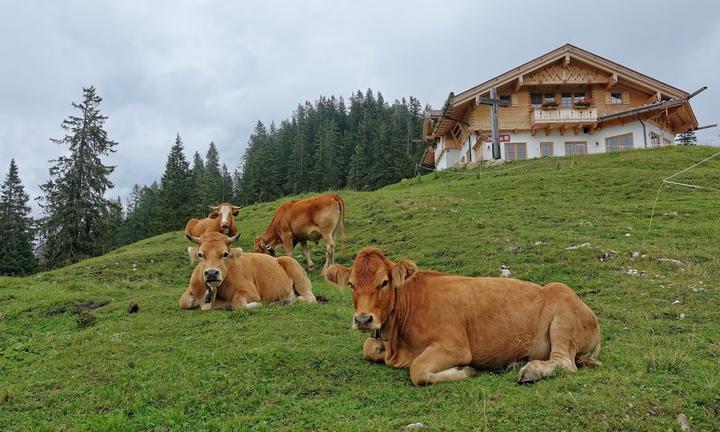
xmin=186 ymin=233 xmax=201 ymax=244
xmin=231 ymin=205 xmax=241 ymax=211
xmin=208 ymin=205 xmax=219 ymax=211
xmin=226 ymin=233 xmax=240 ymax=243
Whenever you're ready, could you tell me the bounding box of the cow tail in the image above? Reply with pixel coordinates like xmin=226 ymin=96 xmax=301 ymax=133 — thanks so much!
xmin=336 ymin=195 xmax=346 ymax=258
xmin=577 ymin=340 xmax=602 ymax=368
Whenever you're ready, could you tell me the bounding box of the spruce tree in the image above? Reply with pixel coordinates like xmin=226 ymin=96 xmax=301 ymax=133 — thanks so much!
xmin=38 ymin=86 xmax=118 ymax=268
xmin=203 ymin=142 xmax=222 ymax=205
xmin=675 ymin=130 xmax=697 ymax=145
xmin=219 ymin=164 xmax=234 ymax=203
xmin=154 ymin=134 xmax=193 ymax=233
xmin=190 ymin=151 xmax=206 ymax=216
xmin=0 ymin=159 xmax=37 ymax=275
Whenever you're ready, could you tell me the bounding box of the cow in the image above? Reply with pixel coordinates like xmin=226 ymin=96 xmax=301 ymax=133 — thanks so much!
xmin=185 ymin=203 xmax=240 ymax=237
xmin=254 ymin=193 xmax=345 ymax=273
xmin=179 ymin=231 xmax=316 ymax=311
xmin=324 ymin=247 xmax=601 ymax=386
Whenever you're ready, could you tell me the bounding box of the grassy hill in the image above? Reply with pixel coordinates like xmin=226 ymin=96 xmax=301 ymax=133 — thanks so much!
xmin=1 ymin=146 xmax=719 ymax=431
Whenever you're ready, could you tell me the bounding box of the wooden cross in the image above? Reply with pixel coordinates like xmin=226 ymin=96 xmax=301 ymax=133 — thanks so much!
xmin=477 ymin=87 xmax=510 ymax=160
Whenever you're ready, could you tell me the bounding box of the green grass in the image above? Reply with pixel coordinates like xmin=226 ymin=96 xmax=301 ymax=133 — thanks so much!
xmin=1 ymin=146 xmax=719 ymax=431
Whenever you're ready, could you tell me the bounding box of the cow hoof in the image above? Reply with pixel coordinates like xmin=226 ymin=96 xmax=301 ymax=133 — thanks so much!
xmin=517 ymin=367 xmax=541 ymax=384
xmin=244 ymin=302 xmax=262 ymax=309
xmin=458 ymin=366 xmax=478 ymax=378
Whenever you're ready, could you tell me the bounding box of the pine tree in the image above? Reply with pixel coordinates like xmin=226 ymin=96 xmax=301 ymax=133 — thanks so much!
xmin=190 ymin=151 xmax=206 ymax=216
xmin=203 ymin=142 xmax=222 ymax=205
xmin=219 ymin=164 xmax=234 ymax=202
xmin=0 ymin=159 xmax=37 ymax=275
xmin=675 ymin=130 xmax=697 ymax=145
xmin=38 ymin=86 xmax=118 ymax=268
xmin=154 ymin=133 xmax=193 ymax=233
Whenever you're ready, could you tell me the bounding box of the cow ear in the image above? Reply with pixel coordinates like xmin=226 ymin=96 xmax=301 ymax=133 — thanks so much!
xmin=188 ymin=247 xmax=199 ymax=263
xmin=208 ymin=211 xmax=219 ymax=219
xmin=231 ymin=208 xmax=240 ymax=216
xmin=324 ymin=264 xmax=351 ymax=287
xmin=230 ymin=247 xmax=243 ymax=258
xmin=392 ymin=259 xmax=417 ymax=287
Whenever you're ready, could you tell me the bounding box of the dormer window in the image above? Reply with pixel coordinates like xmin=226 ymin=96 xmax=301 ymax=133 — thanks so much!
xmin=611 ymin=93 xmax=623 ymax=104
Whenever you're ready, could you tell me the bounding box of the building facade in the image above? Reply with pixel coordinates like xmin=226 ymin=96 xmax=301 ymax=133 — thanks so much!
xmin=422 ymin=45 xmax=700 ymax=170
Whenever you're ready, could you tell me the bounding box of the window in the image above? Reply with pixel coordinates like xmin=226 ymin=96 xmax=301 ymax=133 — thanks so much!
xmin=606 ymin=133 xmax=634 ymax=152
xmin=540 ymin=142 xmax=554 ymax=157
xmin=543 ymin=93 xmax=556 ymax=104
xmin=505 ymin=143 xmax=527 ymax=160
xmin=500 ymin=95 xmax=511 ymax=103
xmin=531 ymin=93 xmax=543 ymax=108
xmin=663 ymin=138 xmax=673 ymax=146
xmin=574 ymin=92 xmax=586 ymax=102
xmin=565 ymin=141 xmax=587 ymax=156
xmin=650 ymin=132 xmax=660 ymax=147
xmin=561 ymin=93 xmax=573 ymax=107
xmin=611 ymin=93 xmax=623 ymax=104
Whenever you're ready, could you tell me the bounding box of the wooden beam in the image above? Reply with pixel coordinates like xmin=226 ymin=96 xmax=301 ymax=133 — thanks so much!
xmin=559 ymin=124 xmax=567 ymax=136
xmin=605 ymin=73 xmax=618 ymax=90
xmin=531 ymin=125 xmax=537 ymax=136
xmin=544 ymin=127 xmax=551 ymax=136
xmin=589 ymin=123 xmax=599 ymax=135
xmin=574 ymin=125 xmax=581 ymax=135
xmin=514 ymin=74 xmax=524 ymax=91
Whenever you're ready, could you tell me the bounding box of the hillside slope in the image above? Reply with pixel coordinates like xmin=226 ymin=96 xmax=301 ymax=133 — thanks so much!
xmin=1 ymin=147 xmax=719 ymax=431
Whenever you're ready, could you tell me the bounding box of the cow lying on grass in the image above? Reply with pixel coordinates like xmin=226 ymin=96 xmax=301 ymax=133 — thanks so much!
xmin=185 ymin=203 xmax=240 ymax=237
xmin=179 ymin=232 xmax=316 ymax=311
xmin=324 ymin=247 xmax=601 ymax=386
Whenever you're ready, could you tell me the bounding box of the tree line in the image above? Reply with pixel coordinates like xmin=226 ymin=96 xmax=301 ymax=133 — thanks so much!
xmin=0 ymin=87 xmax=425 ymax=275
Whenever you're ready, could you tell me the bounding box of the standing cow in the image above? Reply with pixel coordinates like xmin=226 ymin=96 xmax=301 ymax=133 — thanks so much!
xmin=324 ymin=247 xmax=601 ymax=386
xmin=180 ymin=231 xmax=316 ymax=310
xmin=185 ymin=203 xmax=240 ymax=237
xmin=255 ymin=193 xmax=345 ymax=273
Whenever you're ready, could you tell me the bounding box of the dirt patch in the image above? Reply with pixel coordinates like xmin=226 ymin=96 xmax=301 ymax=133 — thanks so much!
xmin=76 ymin=311 xmax=97 ymax=328
xmin=127 ymin=302 xmax=139 ymax=314
xmin=73 ymin=301 xmax=110 ymax=314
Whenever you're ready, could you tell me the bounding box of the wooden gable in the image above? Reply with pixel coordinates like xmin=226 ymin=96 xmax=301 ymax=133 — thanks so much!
xmin=524 ymin=61 xmax=609 ymax=86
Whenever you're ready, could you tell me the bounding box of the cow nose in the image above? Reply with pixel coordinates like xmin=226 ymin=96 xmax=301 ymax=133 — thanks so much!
xmin=204 ymin=269 xmax=220 ymax=280
xmin=354 ymin=314 xmax=373 ymax=327
xmin=221 ymin=222 xmax=229 ymax=227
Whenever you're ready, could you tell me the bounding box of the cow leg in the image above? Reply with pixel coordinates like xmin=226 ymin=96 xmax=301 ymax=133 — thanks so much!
xmin=231 ymin=292 xmax=262 ymax=310
xmin=179 ymin=291 xmax=199 ymax=309
xmin=409 ymin=344 xmax=476 ymax=386
xmin=363 ymin=337 xmax=386 ymax=363
xmin=518 ymin=316 xmax=578 ymax=384
xmin=300 ymin=241 xmax=314 ymax=273
xmin=321 ymin=232 xmax=335 ymax=274
xmin=277 ymin=256 xmax=316 ymax=303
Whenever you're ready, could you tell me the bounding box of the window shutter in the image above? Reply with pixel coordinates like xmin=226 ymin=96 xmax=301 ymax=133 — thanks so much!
xmin=604 ymin=91 xmax=611 ymax=105
xmin=622 ymin=91 xmax=630 ymax=105
xmin=511 ymin=94 xmax=519 ymax=107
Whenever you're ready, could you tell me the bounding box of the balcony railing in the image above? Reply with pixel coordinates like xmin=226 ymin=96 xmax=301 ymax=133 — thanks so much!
xmin=531 ymin=107 xmax=597 ymax=124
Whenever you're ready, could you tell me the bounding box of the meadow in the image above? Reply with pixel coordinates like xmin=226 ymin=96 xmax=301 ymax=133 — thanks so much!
xmin=1 ymin=146 xmax=719 ymax=431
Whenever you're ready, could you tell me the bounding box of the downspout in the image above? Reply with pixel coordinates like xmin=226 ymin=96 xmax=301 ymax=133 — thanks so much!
xmin=637 ymin=114 xmax=647 ymax=149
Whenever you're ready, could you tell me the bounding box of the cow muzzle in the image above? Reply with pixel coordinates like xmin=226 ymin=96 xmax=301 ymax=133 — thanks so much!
xmin=353 ymin=313 xmax=379 ymax=331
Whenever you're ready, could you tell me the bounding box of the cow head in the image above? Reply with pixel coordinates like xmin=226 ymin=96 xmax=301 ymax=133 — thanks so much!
xmin=324 ymin=247 xmax=417 ymax=331
xmin=254 ymin=236 xmax=276 ymax=257
xmin=209 ymin=203 xmax=240 ymax=235
xmin=186 ymin=231 xmax=242 ymax=310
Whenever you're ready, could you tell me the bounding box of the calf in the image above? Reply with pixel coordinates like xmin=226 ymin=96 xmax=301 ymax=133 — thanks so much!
xmin=324 ymin=247 xmax=601 ymax=386
xmin=185 ymin=203 xmax=240 ymax=237
xmin=179 ymin=232 xmax=316 ymax=311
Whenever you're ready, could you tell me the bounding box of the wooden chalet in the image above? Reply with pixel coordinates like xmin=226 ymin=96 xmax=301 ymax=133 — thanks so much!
xmin=422 ymin=44 xmax=702 ymax=169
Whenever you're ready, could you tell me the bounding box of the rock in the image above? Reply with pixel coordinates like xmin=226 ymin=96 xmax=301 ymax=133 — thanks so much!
xmin=676 ymin=413 xmax=690 ymax=431
xmin=403 ymin=423 xmax=426 ymax=431
xmin=598 ymin=250 xmax=619 ymax=261
xmin=566 ymin=242 xmax=592 ymax=250
xmin=672 ymin=299 xmax=681 ymax=305
xmin=128 ymin=303 xmax=140 ymax=314
xmin=533 ymin=241 xmax=545 ymax=246
xmin=662 ymin=211 xmax=679 ymax=217
xmin=625 ymin=268 xmax=644 ymax=277
xmin=625 ymin=233 xmax=631 ymax=237
xmin=679 ymin=313 xmax=686 ymax=320
xmin=505 ymin=246 xmax=522 ymax=254
xmin=658 ymin=258 xmax=682 ymax=266
xmin=500 ymin=265 xmax=512 ymax=278
xmin=631 ymin=251 xmax=641 ymax=258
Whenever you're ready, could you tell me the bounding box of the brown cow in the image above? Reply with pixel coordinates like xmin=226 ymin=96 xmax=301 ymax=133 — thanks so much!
xmin=255 ymin=193 xmax=345 ymax=273
xmin=324 ymin=247 xmax=601 ymax=386
xmin=185 ymin=203 xmax=240 ymax=237
xmin=179 ymin=231 xmax=316 ymax=311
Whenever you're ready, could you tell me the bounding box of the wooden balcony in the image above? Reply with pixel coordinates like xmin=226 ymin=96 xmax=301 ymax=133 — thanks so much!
xmin=531 ymin=107 xmax=597 ymax=125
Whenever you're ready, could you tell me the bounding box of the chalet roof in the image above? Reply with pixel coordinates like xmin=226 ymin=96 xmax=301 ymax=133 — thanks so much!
xmin=430 ymin=44 xmax=697 ymax=137
xmin=452 ymin=44 xmax=689 ymax=105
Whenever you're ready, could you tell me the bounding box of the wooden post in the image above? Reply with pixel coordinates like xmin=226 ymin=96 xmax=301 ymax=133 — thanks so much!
xmin=490 ymin=87 xmax=501 ymax=159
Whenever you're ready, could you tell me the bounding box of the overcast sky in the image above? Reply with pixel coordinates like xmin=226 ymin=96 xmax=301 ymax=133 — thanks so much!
xmin=1 ymin=0 xmax=718 ymax=212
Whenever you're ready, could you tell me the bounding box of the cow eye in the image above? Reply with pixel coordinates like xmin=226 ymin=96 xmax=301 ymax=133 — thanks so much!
xmin=197 ymin=251 xmax=203 ymax=258
xmin=223 ymin=251 xmax=229 ymax=258
xmin=379 ymin=280 xmax=389 ymax=289
xmin=348 ymin=281 xmax=354 ymax=290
